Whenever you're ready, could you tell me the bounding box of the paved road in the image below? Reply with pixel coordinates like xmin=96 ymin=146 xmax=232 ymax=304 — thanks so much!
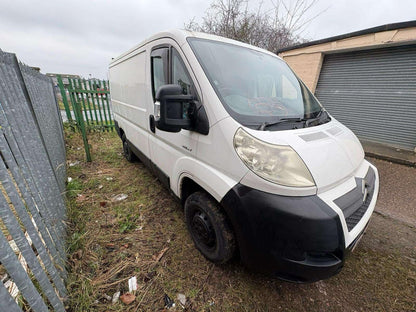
xmin=368 ymin=157 xmax=416 ymax=226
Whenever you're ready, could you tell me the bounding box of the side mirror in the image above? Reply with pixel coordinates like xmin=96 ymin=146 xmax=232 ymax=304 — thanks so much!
xmin=155 ymin=84 xmax=194 ymax=132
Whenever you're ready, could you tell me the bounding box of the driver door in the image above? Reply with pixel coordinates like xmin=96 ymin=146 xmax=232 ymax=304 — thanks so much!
xmin=147 ymin=43 xmax=200 ymax=190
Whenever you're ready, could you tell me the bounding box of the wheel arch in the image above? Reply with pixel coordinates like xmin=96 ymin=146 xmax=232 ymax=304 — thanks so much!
xmin=180 ymin=177 xmax=204 ymax=206
xmin=175 ymin=158 xmax=240 ymax=236
xmin=173 ymin=157 xmax=238 ymax=203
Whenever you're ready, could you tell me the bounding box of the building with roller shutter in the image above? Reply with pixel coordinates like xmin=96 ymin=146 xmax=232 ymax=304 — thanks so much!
xmin=278 ymin=21 xmax=416 ymax=152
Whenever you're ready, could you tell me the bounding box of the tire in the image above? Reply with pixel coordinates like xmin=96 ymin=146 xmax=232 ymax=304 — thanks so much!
xmin=121 ymin=133 xmax=137 ymax=162
xmin=184 ymin=191 xmax=236 ymax=263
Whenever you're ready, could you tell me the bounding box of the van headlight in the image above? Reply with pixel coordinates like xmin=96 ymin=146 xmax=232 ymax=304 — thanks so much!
xmin=233 ymin=128 xmax=315 ymax=187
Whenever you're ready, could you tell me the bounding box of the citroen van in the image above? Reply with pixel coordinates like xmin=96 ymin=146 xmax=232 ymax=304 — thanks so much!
xmin=109 ymin=30 xmax=379 ymax=282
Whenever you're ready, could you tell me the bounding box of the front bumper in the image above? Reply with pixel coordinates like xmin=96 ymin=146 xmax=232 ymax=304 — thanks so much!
xmin=220 ymin=162 xmax=379 ymax=282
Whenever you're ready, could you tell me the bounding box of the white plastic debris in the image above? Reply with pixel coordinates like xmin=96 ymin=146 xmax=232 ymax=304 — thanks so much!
xmin=69 ymin=161 xmax=80 ymax=167
xmin=112 ymin=291 xmax=120 ymax=304
xmin=113 ymin=194 xmax=128 ymax=201
xmin=106 ymin=177 xmax=113 ymax=181
xmin=67 ymin=177 xmax=73 ymax=183
xmin=177 ymin=293 xmax=186 ymax=307
xmin=128 ymin=276 xmax=137 ymax=292
xmin=103 ymin=294 xmax=112 ymax=301
xmin=98 ymin=184 xmax=103 ymax=189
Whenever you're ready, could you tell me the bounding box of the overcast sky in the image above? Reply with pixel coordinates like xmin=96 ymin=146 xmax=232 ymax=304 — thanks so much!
xmin=0 ymin=0 xmax=414 ymax=79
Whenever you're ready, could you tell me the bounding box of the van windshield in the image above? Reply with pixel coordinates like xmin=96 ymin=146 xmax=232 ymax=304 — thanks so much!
xmin=188 ymin=38 xmax=325 ymax=129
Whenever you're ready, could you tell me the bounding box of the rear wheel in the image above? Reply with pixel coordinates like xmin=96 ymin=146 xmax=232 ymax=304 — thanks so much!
xmin=121 ymin=133 xmax=137 ymax=162
xmin=185 ymin=191 xmax=236 ymax=263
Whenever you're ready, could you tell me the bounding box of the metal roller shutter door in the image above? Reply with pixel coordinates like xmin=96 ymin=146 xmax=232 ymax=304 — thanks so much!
xmin=315 ymin=45 xmax=416 ymax=151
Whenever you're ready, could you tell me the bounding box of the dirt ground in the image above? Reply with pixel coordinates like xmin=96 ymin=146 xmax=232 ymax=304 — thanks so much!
xmin=65 ymin=130 xmax=416 ymax=312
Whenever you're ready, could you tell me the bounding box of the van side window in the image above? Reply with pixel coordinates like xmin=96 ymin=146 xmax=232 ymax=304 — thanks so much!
xmin=151 ymin=48 xmax=169 ymax=100
xmin=172 ymin=49 xmax=194 ymax=95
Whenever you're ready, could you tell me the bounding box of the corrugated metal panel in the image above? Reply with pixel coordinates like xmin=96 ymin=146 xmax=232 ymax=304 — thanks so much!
xmin=315 ymin=45 xmax=416 ymax=151
xmin=0 ymin=50 xmax=67 ymax=311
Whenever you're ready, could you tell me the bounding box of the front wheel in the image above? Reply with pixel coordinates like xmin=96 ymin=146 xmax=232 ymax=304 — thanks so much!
xmin=185 ymin=191 xmax=236 ymax=263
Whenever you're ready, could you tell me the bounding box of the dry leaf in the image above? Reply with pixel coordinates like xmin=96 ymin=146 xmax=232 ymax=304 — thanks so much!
xmin=105 ymin=243 xmax=116 ymax=250
xmin=120 ymin=293 xmax=135 ymax=305
xmin=153 ymin=247 xmax=169 ymax=262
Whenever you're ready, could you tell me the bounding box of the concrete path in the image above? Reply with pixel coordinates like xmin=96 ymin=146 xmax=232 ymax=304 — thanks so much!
xmin=369 ymin=157 xmax=416 ymax=227
xmin=363 ymin=139 xmax=416 ymax=166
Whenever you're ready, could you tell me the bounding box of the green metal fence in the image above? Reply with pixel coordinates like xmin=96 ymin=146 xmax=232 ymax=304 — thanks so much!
xmin=57 ymin=75 xmax=114 ymax=162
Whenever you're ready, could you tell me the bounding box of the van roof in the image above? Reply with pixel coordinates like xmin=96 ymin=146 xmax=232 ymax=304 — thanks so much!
xmin=109 ymin=29 xmax=278 ymax=66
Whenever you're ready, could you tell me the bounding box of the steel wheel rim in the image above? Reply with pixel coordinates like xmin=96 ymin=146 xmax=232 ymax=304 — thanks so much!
xmin=191 ymin=209 xmax=216 ymax=250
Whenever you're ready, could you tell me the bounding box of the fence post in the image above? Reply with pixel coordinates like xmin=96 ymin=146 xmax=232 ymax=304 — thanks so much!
xmin=76 ymin=78 xmax=90 ymax=127
xmin=57 ymin=75 xmax=73 ymax=123
xmin=67 ymin=78 xmax=92 ymax=162
xmin=73 ymin=97 xmax=92 ymax=162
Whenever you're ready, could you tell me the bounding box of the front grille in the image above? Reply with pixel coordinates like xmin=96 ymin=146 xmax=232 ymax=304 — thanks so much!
xmin=334 ymin=167 xmax=376 ymax=231
xmin=345 ymin=189 xmax=373 ymax=231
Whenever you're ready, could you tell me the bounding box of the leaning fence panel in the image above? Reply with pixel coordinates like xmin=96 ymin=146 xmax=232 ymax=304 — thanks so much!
xmin=0 ymin=50 xmax=67 ymax=311
xmin=0 ymin=127 xmax=67 ymax=296
xmin=20 ymin=64 xmax=66 ymax=193
xmin=0 ymin=110 xmax=66 ymax=272
xmin=0 ymin=54 xmax=66 ymax=244
xmin=0 ymin=280 xmax=23 ymax=312
xmin=0 ymin=230 xmax=50 ymax=312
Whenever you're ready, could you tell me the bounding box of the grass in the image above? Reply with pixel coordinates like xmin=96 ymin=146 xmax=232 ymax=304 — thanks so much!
xmin=65 ymin=129 xmax=416 ymax=312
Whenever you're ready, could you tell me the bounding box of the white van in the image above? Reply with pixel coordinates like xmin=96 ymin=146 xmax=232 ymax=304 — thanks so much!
xmin=109 ymin=30 xmax=379 ymax=282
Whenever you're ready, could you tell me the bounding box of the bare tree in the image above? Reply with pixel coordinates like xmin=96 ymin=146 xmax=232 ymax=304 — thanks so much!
xmin=185 ymin=0 xmax=321 ymax=52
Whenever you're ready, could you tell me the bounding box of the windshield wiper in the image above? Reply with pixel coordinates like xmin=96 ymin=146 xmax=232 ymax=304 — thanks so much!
xmin=258 ymin=117 xmax=305 ymax=131
xmin=257 ymin=110 xmax=329 ymax=131
xmin=305 ymin=110 xmax=329 ymax=127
